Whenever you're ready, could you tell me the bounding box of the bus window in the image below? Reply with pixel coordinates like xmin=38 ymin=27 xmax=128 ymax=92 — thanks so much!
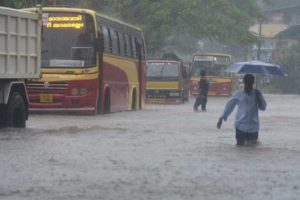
xmin=102 ymin=26 xmax=112 ymax=53
xmin=192 ymin=60 xmax=213 ymax=76
xmin=131 ymin=36 xmax=137 ymax=58
xmin=125 ymin=34 xmax=131 ymax=57
xmin=129 ymin=35 xmax=134 ymax=57
xmin=142 ymin=40 xmax=146 ymax=59
xmin=112 ymin=30 xmax=120 ymax=55
xmin=41 ymin=12 xmax=96 ymax=68
xmin=136 ymin=38 xmax=142 ymax=59
xmin=213 ymin=56 xmax=231 ymax=76
xmin=192 ymin=55 xmax=232 ymax=76
xmin=122 ymin=33 xmax=127 ymax=56
xmin=119 ymin=32 xmax=125 ymax=56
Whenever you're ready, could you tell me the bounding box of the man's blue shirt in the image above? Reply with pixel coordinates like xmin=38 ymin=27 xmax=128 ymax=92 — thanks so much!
xmin=221 ymin=89 xmax=267 ymax=133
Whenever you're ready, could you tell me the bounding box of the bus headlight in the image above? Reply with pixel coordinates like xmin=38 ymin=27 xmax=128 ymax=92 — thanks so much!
xmin=80 ymin=88 xmax=88 ymax=96
xmin=71 ymin=88 xmax=79 ymax=95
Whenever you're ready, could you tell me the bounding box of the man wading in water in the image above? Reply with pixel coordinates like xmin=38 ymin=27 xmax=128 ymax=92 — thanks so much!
xmin=193 ymin=70 xmax=209 ymax=112
xmin=217 ymin=74 xmax=267 ymax=146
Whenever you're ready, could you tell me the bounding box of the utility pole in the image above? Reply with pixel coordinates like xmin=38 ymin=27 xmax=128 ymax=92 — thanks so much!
xmin=257 ymin=19 xmax=262 ymax=61
xmin=256 ymin=19 xmax=263 ymax=89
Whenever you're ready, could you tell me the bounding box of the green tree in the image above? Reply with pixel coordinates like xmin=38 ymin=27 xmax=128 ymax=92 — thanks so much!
xmin=272 ymin=43 xmax=300 ymax=94
xmin=107 ymin=0 xmax=265 ymax=56
xmin=42 ymin=0 xmax=110 ymax=10
xmin=38 ymin=0 xmax=271 ymax=58
xmin=2 ymin=0 xmax=42 ymax=8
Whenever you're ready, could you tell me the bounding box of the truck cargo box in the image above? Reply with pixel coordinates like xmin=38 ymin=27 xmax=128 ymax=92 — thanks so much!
xmin=0 ymin=6 xmax=41 ymax=79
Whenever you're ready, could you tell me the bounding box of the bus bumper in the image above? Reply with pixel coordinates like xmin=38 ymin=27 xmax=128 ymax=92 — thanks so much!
xmin=28 ymin=94 xmax=97 ymax=114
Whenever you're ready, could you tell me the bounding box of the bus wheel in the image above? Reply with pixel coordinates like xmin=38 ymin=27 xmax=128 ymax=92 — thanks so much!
xmin=131 ymin=90 xmax=137 ymax=110
xmin=104 ymin=91 xmax=110 ymax=114
xmin=0 ymin=105 xmax=6 ymax=128
xmin=97 ymin=94 xmax=101 ymax=114
xmin=6 ymin=92 xmax=26 ymax=128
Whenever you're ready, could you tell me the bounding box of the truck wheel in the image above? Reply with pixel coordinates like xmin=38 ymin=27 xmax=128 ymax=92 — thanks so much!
xmin=0 ymin=105 xmax=6 ymax=128
xmin=6 ymin=92 xmax=26 ymax=128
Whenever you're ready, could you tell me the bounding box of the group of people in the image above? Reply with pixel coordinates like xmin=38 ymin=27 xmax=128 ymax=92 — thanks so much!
xmin=193 ymin=70 xmax=267 ymax=146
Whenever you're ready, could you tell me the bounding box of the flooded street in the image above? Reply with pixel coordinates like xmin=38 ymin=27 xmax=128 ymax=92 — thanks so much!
xmin=1 ymin=95 xmax=300 ymax=200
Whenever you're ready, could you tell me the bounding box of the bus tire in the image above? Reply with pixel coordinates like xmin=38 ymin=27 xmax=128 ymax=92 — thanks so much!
xmin=6 ymin=92 xmax=26 ymax=128
xmin=131 ymin=90 xmax=137 ymax=110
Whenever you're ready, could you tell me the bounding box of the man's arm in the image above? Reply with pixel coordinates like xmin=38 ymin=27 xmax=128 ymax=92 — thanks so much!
xmin=217 ymin=93 xmax=239 ymax=129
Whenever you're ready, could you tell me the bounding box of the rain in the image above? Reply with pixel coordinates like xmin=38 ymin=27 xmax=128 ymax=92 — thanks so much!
xmin=1 ymin=0 xmax=300 ymax=199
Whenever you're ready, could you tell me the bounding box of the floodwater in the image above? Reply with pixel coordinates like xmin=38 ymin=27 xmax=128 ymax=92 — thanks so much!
xmin=0 ymin=95 xmax=300 ymax=200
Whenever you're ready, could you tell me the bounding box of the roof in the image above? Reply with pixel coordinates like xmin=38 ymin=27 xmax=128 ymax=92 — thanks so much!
xmin=275 ymin=24 xmax=300 ymax=38
xmin=249 ymin=24 xmax=288 ymax=38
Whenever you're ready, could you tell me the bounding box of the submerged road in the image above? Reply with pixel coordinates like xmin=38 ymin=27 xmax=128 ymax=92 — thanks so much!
xmin=0 ymin=95 xmax=300 ymax=200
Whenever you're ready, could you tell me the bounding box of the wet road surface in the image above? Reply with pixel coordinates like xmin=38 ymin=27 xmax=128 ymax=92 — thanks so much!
xmin=0 ymin=95 xmax=300 ymax=200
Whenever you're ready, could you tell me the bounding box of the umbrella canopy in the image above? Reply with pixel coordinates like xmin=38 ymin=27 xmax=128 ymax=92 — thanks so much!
xmin=225 ymin=60 xmax=287 ymax=76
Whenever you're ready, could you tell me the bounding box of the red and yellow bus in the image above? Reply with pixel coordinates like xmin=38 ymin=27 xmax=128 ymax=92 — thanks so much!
xmin=190 ymin=53 xmax=233 ymax=97
xmin=145 ymin=59 xmax=190 ymax=104
xmin=25 ymin=7 xmax=146 ymax=114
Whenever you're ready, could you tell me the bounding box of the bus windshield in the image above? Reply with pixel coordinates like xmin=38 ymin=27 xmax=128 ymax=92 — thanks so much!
xmin=147 ymin=62 xmax=179 ymax=81
xmin=41 ymin=12 xmax=96 ymax=68
xmin=192 ymin=55 xmax=231 ymax=76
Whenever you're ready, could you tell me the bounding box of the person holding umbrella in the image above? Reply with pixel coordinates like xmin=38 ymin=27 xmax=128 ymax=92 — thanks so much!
xmin=217 ymin=74 xmax=267 ymax=146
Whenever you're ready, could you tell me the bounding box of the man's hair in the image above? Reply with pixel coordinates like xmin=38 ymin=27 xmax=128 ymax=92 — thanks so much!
xmin=243 ymin=74 xmax=255 ymax=86
xmin=200 ymin=70 xmax=206 ymax=77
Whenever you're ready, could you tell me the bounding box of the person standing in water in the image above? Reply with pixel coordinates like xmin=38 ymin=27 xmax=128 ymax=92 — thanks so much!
xmin=193 ymin=70 xmax=209 ymax=111
xmin=217 ymin=74 xmax=267 ymax=146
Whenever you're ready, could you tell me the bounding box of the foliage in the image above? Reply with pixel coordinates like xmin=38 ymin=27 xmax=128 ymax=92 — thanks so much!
xmin=107 ymin=0 xmax=263 ymax=56
xmin=41 ymin=0 xmax=265 ymax=56
xmin=271 ymin=43 xmax=300 ymax=94
xmin=37 ymin=0 xmax=266 ymax=58
xmin=2 ymin=0 xmax=43 ymax=8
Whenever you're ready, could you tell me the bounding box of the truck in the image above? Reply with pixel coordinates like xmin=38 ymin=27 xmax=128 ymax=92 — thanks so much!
xmin=0 ymin=6 xmax=41 ymax=128
xmin=146 ymin=59 xmax=190 ymax=104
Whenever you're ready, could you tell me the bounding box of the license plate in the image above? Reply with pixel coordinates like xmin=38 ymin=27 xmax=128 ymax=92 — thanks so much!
xmin=148 ymin=99 xmax=164 ymax=104
xmin=40 ymin=94 xmax=53 ymax=103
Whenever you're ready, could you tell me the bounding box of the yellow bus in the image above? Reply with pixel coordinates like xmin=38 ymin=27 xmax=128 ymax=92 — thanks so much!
xmin=146 ymin=59 xmax=190 ymax=104
xmin=25 ymin=7 xmax=146 ymax=114
xmin=190 ymin=53 xmax=234 ymax=97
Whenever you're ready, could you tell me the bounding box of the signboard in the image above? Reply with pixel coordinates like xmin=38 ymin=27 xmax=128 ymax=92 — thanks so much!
xmin=43 ymin=13 xmax=85 ymax=29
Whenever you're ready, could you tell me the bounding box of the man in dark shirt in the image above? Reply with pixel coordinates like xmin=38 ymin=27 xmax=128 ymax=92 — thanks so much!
xmin=193 ymin=70 xmax=209 ymax=111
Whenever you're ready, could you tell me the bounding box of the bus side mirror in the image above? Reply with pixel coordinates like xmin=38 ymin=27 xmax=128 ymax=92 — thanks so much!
xmin=95 ymin=31 xmax=104 ymax=53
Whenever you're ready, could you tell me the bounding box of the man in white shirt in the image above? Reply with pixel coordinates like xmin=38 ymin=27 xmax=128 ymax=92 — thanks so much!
xmin=217 ymin=74 xmax=267 ymax=146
